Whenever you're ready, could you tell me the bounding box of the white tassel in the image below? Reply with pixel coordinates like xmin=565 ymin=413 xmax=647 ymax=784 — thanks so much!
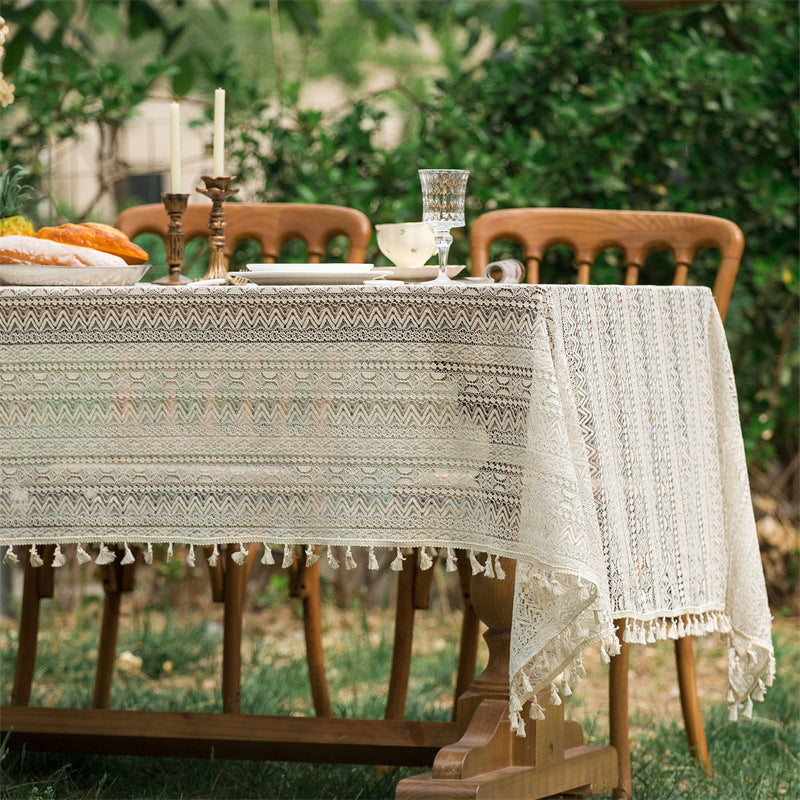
xmin=729 ymin=703 xmax=738 ymax=722
xmin=521 ymin=673 xmax=534 ymax=694
xmin=677 ymin=618 xmax=686 ymax=637
xmin=509 ymin=694 xmax=523 ymax=714
xmin=326 ymin=546 xmax=339 ymax=569
xmin=529 ymin=701 xmax=546 ymax=720
xmin=445 ymin=547 xmax=457 ymax=572
xmin=743 ymin=696 xmax=754 ymax=719
xmin=77 ymin=543 xmax=92 ymax=564
xmin=345 ymin=546 xmax=357 ymax=570
xmin=3 ymin=546 xmax=18 ymax=565
xmin=231 ymin=543 xmax=248 ymax=565
xmin=494 ymin=555 xmax=506 ymax=579
xmin=608 ymin=634 xmax=621 ymax=656
xmin=305 ymin=545 xmax=320 ymax=567
xmin=207 ymin=543 xmax=219 ymax=567
xmin=726 ymin=687 xmax=735 ymax=704
xmin=667 ymin=619 xmax=678 ymax=639
xmin=622 ymin=625 xmax=632 ymax=643
xmin=509 ymin=711 xmax=524 ymax=736
xmin=549 ymin=682 xmax=562 ymax=706
xmin=483 ymin=554 xmax=495 ymax=578
xmin=121 ymin=543 xmax=136 ymax=566
xmin=51 ymin=545 xmax=67 ymax=568
xmin=166 ymin=542 xmax=174 ymax=562
xmin=468 ymin=549 xmax=484 ymax=575
xmin=185 ymin=544 xmax=195 ymax=568
xmin=368 ymin=546 xmax=379 ymax=570
xmin=600 ymin=643 xmax=610 ymax=664
xmin=144 ymin=542 xmax=154 ymax=564
xmin=261 ymin=544 xmax=275 ymax=565
xmin=282 ymin=543 xmax=294 ymax=568
xmin=95 ymin=544 xmax=115 ymax=565
xmin=390 ymin=546 xmax=405 ymax=571
xmin=29 ymin=545 xmax=43 ymax=568
xmin=418 ymin=547 xmax=433 ymax=571
xmin=752 ymin=681 xmax=765 ymax=702
xmin=562 ymin=677 xmax=572 ymax=697
xmin=575 ymin=656 xmax=586 ymax=679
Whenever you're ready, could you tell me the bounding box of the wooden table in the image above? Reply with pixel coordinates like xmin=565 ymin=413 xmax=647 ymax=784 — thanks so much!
xmin=0 ymin=282 xmax=773 ymax=798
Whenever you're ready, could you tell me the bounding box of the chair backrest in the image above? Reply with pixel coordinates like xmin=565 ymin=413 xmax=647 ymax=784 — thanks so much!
xmin=469 ymin=208 xmax=744 ymax=321
xmin=114 ymin=202 xmax=372 ymax=265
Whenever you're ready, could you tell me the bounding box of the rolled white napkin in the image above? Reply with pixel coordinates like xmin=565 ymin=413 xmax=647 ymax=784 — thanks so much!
xmin=484 ymin=259 xmax=525 ymax=284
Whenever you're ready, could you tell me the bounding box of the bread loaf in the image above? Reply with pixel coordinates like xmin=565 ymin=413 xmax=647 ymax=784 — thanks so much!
xmin=0 ymin=235 xmax=128 ymax=267
xmin=36 ymin=222 xmax=148 ymax=264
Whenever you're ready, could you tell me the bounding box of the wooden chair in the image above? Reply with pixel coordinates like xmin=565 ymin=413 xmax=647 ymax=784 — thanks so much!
xmin=115 ymin=202 xmax=372 ymax=267
xmin=466 ymin=207 xmax=744 ymax=797
xmin=10 ymin=202 xmax=372 ymax=721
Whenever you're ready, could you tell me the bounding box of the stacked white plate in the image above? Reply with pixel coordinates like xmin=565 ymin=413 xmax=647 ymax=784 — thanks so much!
xmin=380 ymin=265 xmax=465 ymax=281
xmin=233 ymin=264 xmax=388 ymax=285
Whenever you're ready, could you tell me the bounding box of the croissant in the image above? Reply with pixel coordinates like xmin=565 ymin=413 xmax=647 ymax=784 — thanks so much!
xmin=36 ymin=222 xmax=148 ymax=264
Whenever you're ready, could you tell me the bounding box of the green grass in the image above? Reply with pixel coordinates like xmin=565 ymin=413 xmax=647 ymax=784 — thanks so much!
xmin=1 ymin=599 xmax=797 ymax=800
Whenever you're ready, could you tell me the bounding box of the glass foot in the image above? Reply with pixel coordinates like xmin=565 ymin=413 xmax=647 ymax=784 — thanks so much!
xmin=422 ymin=273 xmax=455 ymax=285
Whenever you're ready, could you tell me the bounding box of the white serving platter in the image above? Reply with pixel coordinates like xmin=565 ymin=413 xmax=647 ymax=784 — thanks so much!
xmin=238 ymin=264 xmax=386 ymax=285
xmin=0 ymin=263 xmax=149 ymax=287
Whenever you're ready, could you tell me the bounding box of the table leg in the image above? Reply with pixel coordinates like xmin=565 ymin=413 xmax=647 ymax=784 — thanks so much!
xmin=396 ymin=558 xmax=618 ymax=799
xmin=11 ymin=547 xmax=55 ymax=706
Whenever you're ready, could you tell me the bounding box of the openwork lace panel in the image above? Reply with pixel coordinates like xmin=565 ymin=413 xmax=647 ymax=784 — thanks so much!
xmin=0 ymin=283 xmax=773 ymax=730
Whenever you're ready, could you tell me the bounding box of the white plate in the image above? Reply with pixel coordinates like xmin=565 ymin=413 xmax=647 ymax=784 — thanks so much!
xmin=238 ymin=264 xmax=386 ymax=285
xmin=0 ymin=263 xmax=149 ymax=287
xmin=379 ymin=265 xmax=465 ymax=281
xmin=246 ymin=263 xmax=373 ymax=272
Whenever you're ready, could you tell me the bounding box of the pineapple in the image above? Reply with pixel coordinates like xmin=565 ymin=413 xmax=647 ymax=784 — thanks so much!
xmin=0 ymin=166 xmax=35 ymax=236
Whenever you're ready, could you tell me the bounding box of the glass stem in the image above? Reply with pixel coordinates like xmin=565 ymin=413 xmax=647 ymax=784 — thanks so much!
xmin=434 ymin=229 xmax=453 ymax=280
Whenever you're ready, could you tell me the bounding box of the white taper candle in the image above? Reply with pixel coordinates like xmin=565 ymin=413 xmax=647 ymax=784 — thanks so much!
xmin=169 ymin=102 xmax=181 ymax=193
xmin=213 ymin=88 xmax=225 ymax=176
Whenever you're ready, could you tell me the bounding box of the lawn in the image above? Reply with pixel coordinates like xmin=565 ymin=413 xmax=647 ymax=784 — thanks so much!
xmin=0 ymin=580 xmax=797 ymax=800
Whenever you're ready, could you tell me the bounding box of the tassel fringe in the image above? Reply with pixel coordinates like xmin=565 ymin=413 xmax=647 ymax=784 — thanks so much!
xmin=390 ymin=546 xmax=405 ymax=571
xmin=306 ymin=545 xmax=320 ymax=567
xmin=51 ymin=545 xmax=67 ymax=568
xmin=231 ymin=543 xmax=248 ymax=565
xmin=121 ymin=543 xmax=136 ymax=566
xmin=29 ymin=545 xmax=43 ymax=568
xmin=468 ymin=549 xmax=484 ymax=575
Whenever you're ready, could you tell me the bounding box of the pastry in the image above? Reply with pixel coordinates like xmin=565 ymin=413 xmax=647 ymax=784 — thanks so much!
xmin=0 ymin=234 xmax=128 ymax=267
xmin=35 ymin=222 xmax=148 ymax=264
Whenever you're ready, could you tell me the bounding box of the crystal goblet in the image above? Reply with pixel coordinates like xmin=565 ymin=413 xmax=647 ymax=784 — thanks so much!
xmin=419 ymin=168 xmax=469 ymax=284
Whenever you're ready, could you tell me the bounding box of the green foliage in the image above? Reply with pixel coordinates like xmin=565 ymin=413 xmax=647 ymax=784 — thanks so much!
xmin=227 ymin=0 xmax=798 ymax=480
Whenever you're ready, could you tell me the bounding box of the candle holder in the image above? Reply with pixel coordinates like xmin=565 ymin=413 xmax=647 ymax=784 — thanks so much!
xmin=153 ymin=192 xmax=191 ymax=285
xmin=197 ymin=175 xmax=238 ymax=281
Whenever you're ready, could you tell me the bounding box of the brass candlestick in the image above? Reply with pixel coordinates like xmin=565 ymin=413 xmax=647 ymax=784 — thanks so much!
xmin=197 ymin=175 xmax=238 ymax=281
xmin=154 ymin=192 xmax=191 ymax=285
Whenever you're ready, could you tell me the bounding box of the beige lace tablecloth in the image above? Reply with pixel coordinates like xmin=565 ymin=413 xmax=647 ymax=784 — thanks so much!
xmin=0 ymin=283 xmax=774 ymax=732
